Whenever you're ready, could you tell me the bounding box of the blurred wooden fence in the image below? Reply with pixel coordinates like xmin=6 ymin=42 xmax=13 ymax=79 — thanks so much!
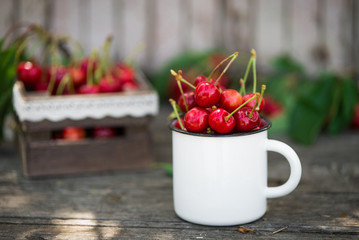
xmin=0 ymin=0 xmax=358 ymax=76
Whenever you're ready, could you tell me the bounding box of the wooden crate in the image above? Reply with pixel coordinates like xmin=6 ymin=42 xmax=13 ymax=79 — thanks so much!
xmin=13 ymin=74 xmax=158 ymax=177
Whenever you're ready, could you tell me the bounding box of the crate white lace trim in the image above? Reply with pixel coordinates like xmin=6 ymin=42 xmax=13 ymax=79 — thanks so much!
xmin=13 ymin=84 xmax=159 ymax=122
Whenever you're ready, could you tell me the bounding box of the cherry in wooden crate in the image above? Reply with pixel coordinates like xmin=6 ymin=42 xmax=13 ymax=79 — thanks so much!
xmin=13 ymin=72 xmax=158 ymax=177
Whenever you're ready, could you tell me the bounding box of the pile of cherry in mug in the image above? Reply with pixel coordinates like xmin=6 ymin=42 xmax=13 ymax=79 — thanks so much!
xmin=170 ymin=50 xmax=268 ymax=134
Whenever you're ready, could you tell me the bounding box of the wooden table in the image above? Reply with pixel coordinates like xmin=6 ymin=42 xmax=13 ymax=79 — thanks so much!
xmin=0 ymin=105 xmax=358 ymax=239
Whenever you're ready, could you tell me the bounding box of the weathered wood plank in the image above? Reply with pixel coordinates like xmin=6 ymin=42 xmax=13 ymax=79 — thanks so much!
xmin=223 ymin=0 xmax=250 ymax=52
xmin=78 ymin=0 xmax=92 ymax=53
xmin=52 ymin=0 xmax=81 ymax=43
xmin=117 ymin=0 xmax=147 ymax=66
xmin=0 ymin=0 xmax=14 ymax=38
xmin=0 ymin=175 xmax=357 ymax=234
xmin=291 ymin=0 xmax=321 ymax=74
xmin=281 ymin=0 xmax=293 ymax=53
xmin=255 ymin=0 xmax=283 ymax=66
xmin=0 ymin=223 xmax=356 ymax=240
xmin=90 ymin=0 xmax=113 ymax=50
xmin=324 ymin=0 xmax=350 ymax=72
xmin=188 ymin=0 xmax=218 ymax=50
xmin=18 ymin=0 xmax=47 ymax=31
xmin=148 ymin=0 xmax=182 ymax=70
xmin=0 ymin=103 xmax=359 ymax=238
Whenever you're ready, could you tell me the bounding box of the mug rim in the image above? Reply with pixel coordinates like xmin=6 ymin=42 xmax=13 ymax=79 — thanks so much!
xmin=169 ymin=116 xmax=272 ymax=137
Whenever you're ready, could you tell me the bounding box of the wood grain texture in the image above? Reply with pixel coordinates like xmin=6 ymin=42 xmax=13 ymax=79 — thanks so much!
xmin=0 ymin=0 xmax=358 ymax=78
xmin=0 ymin=103 xmax=358 ymax=238
xmin=118 ymin=0 xmax=147 ymax=66
xmin=52 ymin=0 xmax=81 ymax=43
xmin=188 ymin=0 xmax=219 ymax=50
xmin=90 ymin=0 xmax=113 ymax=50
xmin=19 ymin=0 xmax=47 ymax=27
xmin=324 ymin=0 xmax=348 ymax=72
xmin=291 ymin=0 xmax=321 ymax=74
xmin=255 ymin=0 xmax=283 ymax=66
xmin=223 ymin=0 xmax=250 ymax=52
xmin=0 ymin=0 xmax=14 ymax=38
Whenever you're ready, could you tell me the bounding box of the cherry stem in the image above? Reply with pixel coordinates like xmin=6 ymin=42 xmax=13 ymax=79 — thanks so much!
xmin=56 ymin=73 xmax=71 ymax=95
xmin=87 ymin=50 xmax=97 ymax=85
xmin=224 ymin=94 xmax=256 ymax=121
xmin=124 ymin=42 xmax=146 ymax=65
xmin=170 ymin=69 xmax=196 ymax=89
xmin=47 ymin=47 xmax=59 ymax=94
xmin=239 ymin=78 xmax=246 ymax=96
xmin=208 ymin=52 xmax=238 ymax=82
xmin=14 ymin=38 xmax=30 ymax=63
xmin=256 ymin=84 xmax=266 ymax=111
xmin=3 ymin=24 xmax=37 ymax=49
xmin=252 ymin=58 xmax=257 ymax=93
xmin=251 ymin=49 xmax=257 ymax=93
xmin=180 ymin=77 xmax=196 ymax=89
xmin=47 ymin=65 xmax=57 ymax=94
xmin=3 ymin=23 xmax=31 ymax=47
xmin=102 ymin=35 xmax=113 ymax=71
xmin=242 ymin=57 xmax=253 ymax=85
xmin=169 ymin=99 xmax=185 ymax=130
xmin=171 ymin=70 xmax=189 ymax=112
xmin=249 ymin=94 xmax=258 ymax=118
xmin=65 ymin=36 xmax=85 ymax=62
xmin=214 ymin=52 xmax=238 ymax=85
xmin=67 ymin=75 xmax=75 ymax=93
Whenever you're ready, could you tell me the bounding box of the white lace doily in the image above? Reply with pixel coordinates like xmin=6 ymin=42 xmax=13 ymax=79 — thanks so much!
xmin=13 ymin=82 xmax=159 ymax=122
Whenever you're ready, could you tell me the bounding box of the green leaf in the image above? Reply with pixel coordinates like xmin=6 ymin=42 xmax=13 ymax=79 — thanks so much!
xmin=0 ymin=37 xmax=17 ymax=141
xmin=0 ymin=38 xmax=4 ymax=50
xmin=155 ymin=162 xmax=173 ymax=177
xmin=327 ymin=77 xmax=358 ymax=134
xmin=270 ymin=54 xmax=304 ymax=74
xmin=0 ymin=89 xmax=13 ymax=140
xmin=0 ymin=47 xmax=16 ymax=90
xmin=289 ymin=74 xmax=336 ymax=144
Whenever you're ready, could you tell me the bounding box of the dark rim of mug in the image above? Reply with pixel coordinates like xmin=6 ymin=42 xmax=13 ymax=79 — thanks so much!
xmin=169 ymin=116 xmax=272 ymax=137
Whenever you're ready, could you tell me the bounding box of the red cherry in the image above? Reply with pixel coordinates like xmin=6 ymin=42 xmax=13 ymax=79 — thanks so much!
xmin=173 ymin=118 xmax=186 ymax=130
xmin=93 ymin=127 xmax=116 ymax=139
xmin=61 ymin=127 xmax=86 ymax=140
xmin=46 ymin=66 xmax=70 ymax=95
xmin=194 ymin=75 xmax=208 ymax=86
xmin=35 ymin=82 xmax=49 ymax=92
xmin=77 ymin=84 xmax=100 ymax=94
xmin=17 ymin=61 xmax=42 ymax=89
xmin=219 ymin=89 xmax=243 ymax=112
xmin=352 ymin=103 xmax=359 ymax=129
xmin=194 ymin=82 xmax=221 ymax=108
xmin=242 ymin=93 xmax=265 ymax=112
xmin=178 ymin=91 xmax=197 ymax=112
xmin=194 ymin=75 xmax=226 ymax=91
xmin=184 ymin=107 xmax=209 ymax=133
xmin=208 ymin=108 xmax=235 ymax=134
xmin=69 ymin=67 xmax=86 ymax=87
xmin=262 ymin=95 xmax=282 ymax=117
xmin=234 ymin=107 xmax=260 ymax=132
xmin=259 ymin=118 xmax=267 ymax=128
xmin=80 ymin=57 xmax=98 ymax=74
xmin=251 ymin=118 xmax=268 ymax=131
xmin=48 ymin=66 xmax=68 ymax=85
xmin=99 ymin=76 xmax=121 ymax=93
xmin=113 ymin=64 xmax=135 ymax=84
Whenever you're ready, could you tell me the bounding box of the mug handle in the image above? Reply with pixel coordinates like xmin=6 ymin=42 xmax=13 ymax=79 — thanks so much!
xmin=265 ymin=139 xmax=302 ymax=198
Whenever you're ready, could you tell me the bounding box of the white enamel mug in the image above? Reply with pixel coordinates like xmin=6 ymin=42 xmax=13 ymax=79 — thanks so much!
xmin=170 ymin=118 xmax=301 ymax=226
